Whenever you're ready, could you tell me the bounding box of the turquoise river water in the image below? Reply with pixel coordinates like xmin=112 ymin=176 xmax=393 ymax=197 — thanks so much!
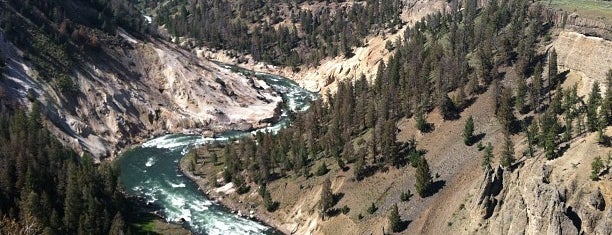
xmin=117 ymin=64 xmax=316 ymax=235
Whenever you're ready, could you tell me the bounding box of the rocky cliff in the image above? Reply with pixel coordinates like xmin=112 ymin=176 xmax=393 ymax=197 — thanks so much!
xmin=552 ymin=31 xmax=612 ymax=96
xmin=0 ymin=28 xmax=282 ymax=159
xmin=466 ymin=132 xmax=611 ymax=235
xmin=538 ymin=5 xmax=612 ymax=41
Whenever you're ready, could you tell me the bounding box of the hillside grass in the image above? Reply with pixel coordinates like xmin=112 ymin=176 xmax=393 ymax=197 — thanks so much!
xmin=544 ymin=0 xmax=612 ymax=24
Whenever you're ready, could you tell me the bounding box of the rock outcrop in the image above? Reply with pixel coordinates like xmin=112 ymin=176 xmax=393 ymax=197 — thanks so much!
xmin=467 ymin=133 xmax=611 ymax=235
xmin=551 ymin=31 xmax=612 ymax=96
xmin=537 ymin=5 xmax=612 ymax=41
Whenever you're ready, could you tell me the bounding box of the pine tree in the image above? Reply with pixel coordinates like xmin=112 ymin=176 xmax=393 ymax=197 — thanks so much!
xmin=590 ymin=156 xmax=603 ymax=180
xmin=382 ymin=120 xmax=399 ymax=167
xmin=320 ymin=178 xmax=334 ymax=214
xmin=315 ymin=162 xmax=329 ymax=176
xmin=439 ymin=94 xmax=457 ymax=120
xmin=516 ymin=75 xmax=528 ymax=113
xmin=415 ymin=109 xmax=428 ymax=132
xmin=415 ymin=156 xmax=433 ymax=197
xmin=527 ymin=122 xmax=539 ymax=158
xmin=454 ymin=86 xmax=466 ymax=109
xmin=587 ymin=81 xmax=602 ymax=132
xmin=500 ymin=131 xmax=515 ymax=168
xmin=602 ymin=70 xmax=612 ymax=125
xmin=63 ymin=163 xmax=81 ymax=233
xmin=497 ymin=86 xmax=513 ymax=130
xmin=482 ymin=143 xmax=493 ymax=170
xmin=548 ymin=49 xmax=558 ymax=87
xmin=597 ymin=112 xmax=606 ymax=144
xmin=388 ymin=203 xmax=401 ymax=232
xmin=532 ymin=63 xmax=544 ymax=112
xmin=463 ymin=116 xmax=475 ymax=145
xmin=354 ymin=154 xmax=365 ymax=181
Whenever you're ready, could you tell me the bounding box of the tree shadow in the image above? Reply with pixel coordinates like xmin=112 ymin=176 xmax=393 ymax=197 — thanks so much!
xmin=521 ymin=115 xmax=535 ymax=129
xmin=509 ymin=118 xmax=523 ymax=135
xmin=396 ymin=220 xmax=411 ymax=233
xmin=555 ymin=70 xmax=571 ymax=87
xmin=468 ymin=133 xmax=486 ymax=146
xmin=425 ymin=180 xmax=446 ymax=197
xmin=444 ymin=112 xmax=461 ymax=121
xmin=268 ymin=172 xmax=283 ymax=181
xmin=557 ymin=143 xmax=571 ymax=157
xmin=565 ymin=206 xmax=582 ymax=232
xmin=333 ymin=193 xmax=345 ymax=205
xmin=361 ymin=164 xmax=380 ymax=179
xmin=460 ymin=97 xmax=478 ymax=112
xmin=421 ymin=123 xmax=435 ymax=133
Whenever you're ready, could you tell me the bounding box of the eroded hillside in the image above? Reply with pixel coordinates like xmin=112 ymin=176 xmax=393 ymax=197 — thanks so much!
xmin=0 ymin=1 xmax=283 ymax=159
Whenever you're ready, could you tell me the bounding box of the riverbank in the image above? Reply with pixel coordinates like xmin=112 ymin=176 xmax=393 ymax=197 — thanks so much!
xmin=178 ymin=153 xmax=290 ymax=234
xmin=124 ymin=196 xmax=192 ymax=235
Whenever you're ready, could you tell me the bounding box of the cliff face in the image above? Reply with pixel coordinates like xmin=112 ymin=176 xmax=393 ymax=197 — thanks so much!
xmin=466 ymin=133 xmax=611 ymax=235
xmin=0 ymin=29 xmax=282 ymax=159
xmin=552 ymin=31 xmax=612 ymax=96
xmin=537 ymin=5 xmax=612 ymax=41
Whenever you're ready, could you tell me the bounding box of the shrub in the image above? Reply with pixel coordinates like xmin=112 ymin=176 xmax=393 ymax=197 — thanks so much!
xmin=315 ymin=162 xmax=329 ymax=176
xmin=366 ymin=203 xmax=377 ymax=214
xmin=591 ymin=156 xmax=604 ymax=181
xmin=400 ymin=191 xmax=412 ymax=202
xmin=341 ymin=205 xmax=350 ymax=214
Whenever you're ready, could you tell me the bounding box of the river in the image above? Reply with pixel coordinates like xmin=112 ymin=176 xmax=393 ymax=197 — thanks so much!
xmin=117 ymin=64 xmax=316 ymax=235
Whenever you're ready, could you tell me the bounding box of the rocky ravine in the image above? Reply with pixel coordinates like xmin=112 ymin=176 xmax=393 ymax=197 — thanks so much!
xmin=0 ymin=29 xmax=282 ymax=159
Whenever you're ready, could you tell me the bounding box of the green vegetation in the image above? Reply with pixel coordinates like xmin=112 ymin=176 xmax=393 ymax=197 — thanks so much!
xmin=587 ymin=81 xmax=602 ymax=132
xmin=482 ymin=143 xmax=494 ymax=170
xmin=590 ymin=156 xmax=604 ymax=180
xmin=464 ymin=116 xmax=475 ymax=145
xmin=388 ymin=204 xmax=401 ymax=233
xmin=185 ymin=1 xmax=610 ymax=217
xmin=543 ymin=0 xmax=612 ymax=24
xmin=0 ymin=101 xmax=126 ymax=234
xmin=341 ymin=205 xmax=350 ymax=214
xmin=415 ymin=157 xmax=433 ymax=198
xmin=400 ymin=190 xmax=412 ymax=202
xmin=500 ymin=131 xmax=515 ymax=168
xmin=320 ymin=178 xmax=334 ymax=215
xmin=157 ymin=0 xmax=403 ymax=67
xmin=259 ymin=185 xmax=279 ymax=212
xmin=366 ymin=203 xmax=377 ymax=214
xmin=1 ymin=0 xmax=149 ymax=97
xmin=315 ymin=162 xmax=329 ymax=176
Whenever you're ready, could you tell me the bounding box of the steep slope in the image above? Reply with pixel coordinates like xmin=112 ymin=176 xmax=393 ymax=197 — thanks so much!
xmin=411 ymin=28 xmax=612 ymax=235
xmin=0 ymin=3 xmax=282 ymax=159
xmin=183 ymin=11 xmax=612 ymax=235
xmin=201 ymin=0 xmax=451 ymax=94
